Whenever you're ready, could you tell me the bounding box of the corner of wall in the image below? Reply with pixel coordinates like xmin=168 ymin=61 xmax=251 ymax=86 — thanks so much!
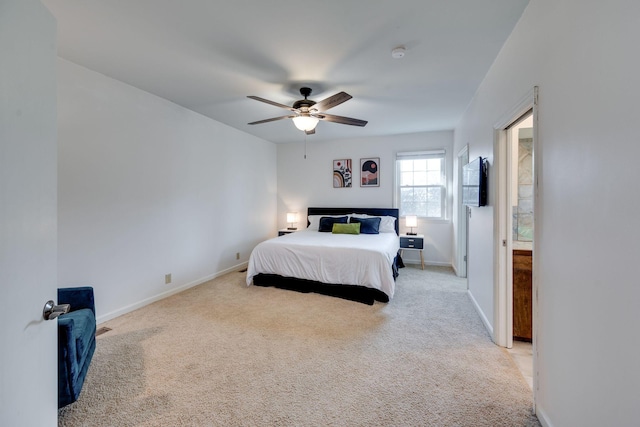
xmin=467 ymin=289 xmax=494 ymax=339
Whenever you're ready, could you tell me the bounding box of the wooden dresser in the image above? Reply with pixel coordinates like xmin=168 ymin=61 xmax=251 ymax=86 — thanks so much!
xmin=513 ymin=249 xmax=532 ymax=341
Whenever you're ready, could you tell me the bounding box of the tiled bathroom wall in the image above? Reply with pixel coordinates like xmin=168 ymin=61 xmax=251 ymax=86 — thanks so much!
xmin=513 ymin=129 xmax=533 ymax=241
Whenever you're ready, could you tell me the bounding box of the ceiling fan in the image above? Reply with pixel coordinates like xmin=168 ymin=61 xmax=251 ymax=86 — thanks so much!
xmin=247 ymin=87 xmax=367 ymax=135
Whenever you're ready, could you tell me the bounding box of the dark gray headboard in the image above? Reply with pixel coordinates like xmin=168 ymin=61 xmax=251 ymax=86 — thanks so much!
xmin=307 ymin=207 xmax=400 ymax=235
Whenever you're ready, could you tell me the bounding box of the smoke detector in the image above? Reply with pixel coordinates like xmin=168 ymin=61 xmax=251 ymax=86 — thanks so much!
xmin=391 ymin=46 xmax=406 ymax=59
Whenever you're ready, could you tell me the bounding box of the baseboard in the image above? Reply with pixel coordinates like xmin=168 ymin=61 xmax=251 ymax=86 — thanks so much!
xmin=535 ymin=405 xmax=553 ymax=427
xmin=467 ymin=288 xmax=552 ymax=426
xmin=467 ymin=289 xmax=493 ymax=337
xmin=97 ymin=261 xmax=249 ymax=324
xmin=403 ymin=260 xmax=452 ymax=268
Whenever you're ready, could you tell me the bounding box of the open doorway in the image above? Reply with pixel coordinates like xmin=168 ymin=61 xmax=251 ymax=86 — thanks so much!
xmin=492 ymin=87 xmax=538 ymax=405
xmin=506 ymin=111 xmax=534 ymax=391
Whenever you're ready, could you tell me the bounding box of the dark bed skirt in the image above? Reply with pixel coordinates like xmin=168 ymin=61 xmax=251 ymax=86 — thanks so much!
xmin=252 ymin=273 xmax=389 ymax=305
xmin=252 ymin=253 xmax=403 ymax=305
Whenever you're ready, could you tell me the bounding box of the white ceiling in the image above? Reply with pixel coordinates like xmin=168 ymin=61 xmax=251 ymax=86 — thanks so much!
xmin=42 ymin=0 xmax=529 ymax=144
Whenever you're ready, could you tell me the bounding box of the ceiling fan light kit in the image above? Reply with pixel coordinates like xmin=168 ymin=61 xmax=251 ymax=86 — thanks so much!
xmin=247 ymin=87 xmax=367 ymax=135
xmin=292 ymin=115 xmax=319 ymax=131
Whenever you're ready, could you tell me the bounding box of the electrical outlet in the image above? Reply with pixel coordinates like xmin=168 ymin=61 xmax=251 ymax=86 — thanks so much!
xmin=165 ymin=273 xmax=172 ymax=284
xmin=236 ymin=252 xmax=240 ymax=260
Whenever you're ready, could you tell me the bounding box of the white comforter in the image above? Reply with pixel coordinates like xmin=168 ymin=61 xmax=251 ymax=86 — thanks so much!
xmin=246 ymin=229 xmax=400 ymax=299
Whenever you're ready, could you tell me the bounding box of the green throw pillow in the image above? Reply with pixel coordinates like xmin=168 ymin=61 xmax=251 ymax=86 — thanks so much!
xmin=332 ymin=222 xmax=361 ymax=234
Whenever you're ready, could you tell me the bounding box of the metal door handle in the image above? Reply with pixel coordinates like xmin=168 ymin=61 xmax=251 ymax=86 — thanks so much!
xmin=43 ymin=300 xmax=70 ymax=320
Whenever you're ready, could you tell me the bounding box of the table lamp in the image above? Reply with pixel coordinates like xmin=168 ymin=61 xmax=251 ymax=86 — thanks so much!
xmin=405 ymin=215 xmax=417 ymax=235
xmin=286 ymin=212 xmax=298 ymax=230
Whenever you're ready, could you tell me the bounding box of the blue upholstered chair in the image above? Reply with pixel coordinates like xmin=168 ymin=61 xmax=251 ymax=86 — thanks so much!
xmin=57 ymin=286 xmax=96 ymax=407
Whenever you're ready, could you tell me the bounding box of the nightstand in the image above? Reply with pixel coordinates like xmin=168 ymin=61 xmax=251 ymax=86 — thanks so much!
xmin=278 ymin=229 xmax=298 ymax=236
xmin=399 ymin=234 xmax=424 ymax=270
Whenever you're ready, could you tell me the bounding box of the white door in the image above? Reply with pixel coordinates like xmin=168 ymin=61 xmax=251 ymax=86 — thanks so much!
xmin=0 ymin=1 xmax=58 ymax=424
xmin=456 ymin=146 xmax=469 ymax=278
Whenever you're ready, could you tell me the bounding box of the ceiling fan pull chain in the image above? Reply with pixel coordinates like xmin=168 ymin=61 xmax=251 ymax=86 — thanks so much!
xmin=304 ymin=133 xmax=307 ymax=159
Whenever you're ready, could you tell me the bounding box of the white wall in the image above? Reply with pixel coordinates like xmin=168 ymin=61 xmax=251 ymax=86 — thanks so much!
xmin=0 ymin=0 xmax=58 ymax=423
xmin=277 ymin=131 xmax=453 ymax=266
xmin=57 ymin=59 xmax=277 ymax=323
xmin=453 ymin=0 xmax=640 ymax=426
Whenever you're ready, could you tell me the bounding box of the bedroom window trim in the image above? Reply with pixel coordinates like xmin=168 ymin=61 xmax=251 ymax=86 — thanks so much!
xmin=394 ymin=149 xmax=447 ymax=220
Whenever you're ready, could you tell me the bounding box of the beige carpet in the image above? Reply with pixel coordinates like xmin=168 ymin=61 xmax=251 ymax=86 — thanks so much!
xmin=59 ymin=266 xmax=540 ymax=427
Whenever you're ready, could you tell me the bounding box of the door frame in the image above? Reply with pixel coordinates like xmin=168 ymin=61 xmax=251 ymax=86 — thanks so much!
xmin=456 ymin=144 xmax=469 ymax=279
xmin=492 ymin=87 xmax=539 ymax=406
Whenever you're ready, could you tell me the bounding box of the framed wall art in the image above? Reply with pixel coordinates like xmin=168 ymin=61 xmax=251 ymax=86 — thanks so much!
xmin=333 ymin=159 xmax=352 ymax=188
xmin=360 ymin=157 xmax=379 ymax=187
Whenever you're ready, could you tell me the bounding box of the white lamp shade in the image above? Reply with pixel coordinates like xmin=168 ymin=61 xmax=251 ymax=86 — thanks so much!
xmin=405 ymin=215 xmax=417 ymax=228
xmin=286 ymin=212 xmax=298 ymax=223
xmin=292 ymin=115 xmax=319 ymax=131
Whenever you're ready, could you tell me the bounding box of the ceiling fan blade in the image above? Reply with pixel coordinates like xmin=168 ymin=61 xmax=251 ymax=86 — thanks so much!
xmin=318 ymin=113 xmax=367 ymax=127
xmin=312 ymin=91 xmax=352 ymax=111
xmin=248 ymin=115 xmax=295 ymax=125
xmin=247 ymin=96 xmax=297 ymax=111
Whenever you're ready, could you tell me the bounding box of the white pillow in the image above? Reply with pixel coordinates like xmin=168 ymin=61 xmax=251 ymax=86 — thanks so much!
xmin=307 ymin=214 xmax=350 ymax=231
xmin=379 ymin=216 xmax=397 ymax=233
xmin=349 ymin=213 xmax=397 ymax=233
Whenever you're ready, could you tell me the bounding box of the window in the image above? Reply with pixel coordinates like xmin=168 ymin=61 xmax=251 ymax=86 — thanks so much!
xmin=395 ymin=150 xmax=446 ymax=219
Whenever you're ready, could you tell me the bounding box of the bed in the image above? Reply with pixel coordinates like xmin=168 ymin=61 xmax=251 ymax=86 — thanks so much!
xmin=246 ymin=207 xmax=402 ymax=304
